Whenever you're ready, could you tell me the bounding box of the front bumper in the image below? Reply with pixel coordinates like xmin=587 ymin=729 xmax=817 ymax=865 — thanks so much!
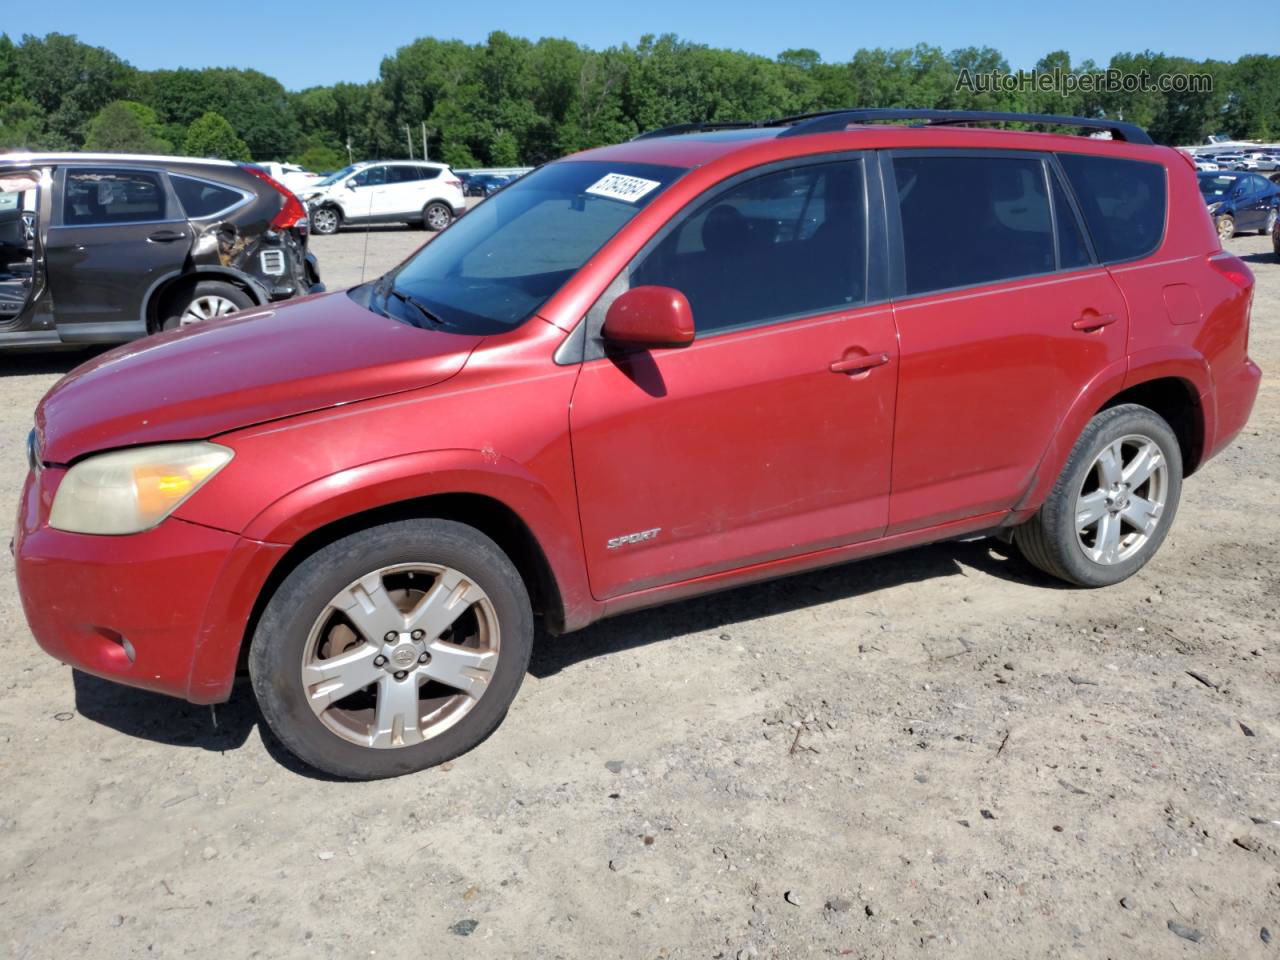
xmin=14 ymin=466 xmax=287 ymax=704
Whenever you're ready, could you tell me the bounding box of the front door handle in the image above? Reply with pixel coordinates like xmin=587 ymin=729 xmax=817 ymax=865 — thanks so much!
xmin=1072 ymin=312 xmax=1118 ymax=332
xmin=830 ymin=352 xmax=890 ymax=375
xmin=147 ymin=229 xmax=187 ymax=243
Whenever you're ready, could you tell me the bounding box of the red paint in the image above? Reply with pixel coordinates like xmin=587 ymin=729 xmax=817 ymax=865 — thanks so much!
xmin=16 ymin=123 xmax=1261 ymax=704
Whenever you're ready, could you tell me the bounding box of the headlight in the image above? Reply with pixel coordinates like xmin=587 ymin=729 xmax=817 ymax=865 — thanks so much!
xmin=49 ymin=442 xmax=233 ymax=535
xmin=1207 ymin=201 xmax=1224 ymax=213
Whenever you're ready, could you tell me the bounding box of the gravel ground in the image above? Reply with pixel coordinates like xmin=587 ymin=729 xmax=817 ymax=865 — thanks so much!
xmin=0 ymin=229 xmax=1276 ymax=959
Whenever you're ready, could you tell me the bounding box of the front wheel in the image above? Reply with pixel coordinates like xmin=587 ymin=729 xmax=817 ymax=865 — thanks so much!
xmin=1216 ymin=214 xmax=1236 ymax=242
xmin=1014 ymin=404 xmax=1182 ymax=587
xmin=249 ymin=519 xmax=533 ymax=780
xmin=422 ymin=201 xmax=454 ymax=231
xmin=311 ymin=205 xmax=342 ymax=235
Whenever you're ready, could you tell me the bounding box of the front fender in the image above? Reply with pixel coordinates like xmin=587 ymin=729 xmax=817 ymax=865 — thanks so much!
xmin=240 ymin=447 xmax=596 ymax=630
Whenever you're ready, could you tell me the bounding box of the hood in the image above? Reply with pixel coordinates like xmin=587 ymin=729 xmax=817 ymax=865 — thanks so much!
xmin=37 ymin=291 xmax=482 ymax=464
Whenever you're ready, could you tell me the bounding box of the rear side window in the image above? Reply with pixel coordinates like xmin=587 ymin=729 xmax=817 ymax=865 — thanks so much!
xmin=892 ymin=154 xmax=1054 ymax=295
xmin=631 ymin=159 xmax=867 ymax=336
xmin=170 ymin=175 xmax=245 ymax=219
xmin=63 ymin=170 xmax=166 ymax=225
xmin=386 ymin=166 xmax=423 ymax=184
xmin=1057 ymin=154 xmax=1166 ymax=263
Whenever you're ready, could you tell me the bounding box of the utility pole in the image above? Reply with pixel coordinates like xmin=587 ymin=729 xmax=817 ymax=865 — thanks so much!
xmin=404 ymin=124 xmax=414 ymax=159
xmin=345 ymin=138 xmax=352 ymax=164
xmin=421 ymin=122 xmax=429 ymax=161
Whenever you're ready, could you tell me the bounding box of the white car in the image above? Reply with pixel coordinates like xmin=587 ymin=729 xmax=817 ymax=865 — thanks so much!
xmin=1193 ymin=157 xmax=1219 ymax=172
xmin=301 ymin=161 xmax=466 ymax=235
xmin=250 ymin=161 xmax=324 ymax=197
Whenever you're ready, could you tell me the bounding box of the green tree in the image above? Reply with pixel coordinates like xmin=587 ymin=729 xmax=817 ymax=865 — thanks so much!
xmin=12 ymin=33 xmax=134 ymax=147
xmin=84 ymin=100 xmax=173 ymax=153
xmin=183 ymin=111 xmax=251 ymax=161
xmin=0 ymin=97 xmax=46 ymax=149
xmin=292 ymin=142 xmax=347 ymax=172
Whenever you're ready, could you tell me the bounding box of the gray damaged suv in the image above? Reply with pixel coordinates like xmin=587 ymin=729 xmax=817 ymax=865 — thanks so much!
xmin=0 ymin=153 xmax=323 ymax=350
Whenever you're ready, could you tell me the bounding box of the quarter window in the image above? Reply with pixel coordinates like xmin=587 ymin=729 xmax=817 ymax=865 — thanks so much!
xmin=170 ymin=175 xmax=245 ymax=219
xmin=629 ymin=160 xmax=867 ymax=336
xmin=63 ymin=170 xmax=166 ymax=225
xmin=1051 ymin=173 xmax=1093 ymax=270
xmin=892 ymin=153 xmax=1054 ymax=296
xmin=1057 ymin=154 xmax=1166 ymax=263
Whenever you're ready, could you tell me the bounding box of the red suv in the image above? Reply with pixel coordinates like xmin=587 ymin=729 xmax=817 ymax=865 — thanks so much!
xmin=16 ymin=110 xmax=1261 ymax=779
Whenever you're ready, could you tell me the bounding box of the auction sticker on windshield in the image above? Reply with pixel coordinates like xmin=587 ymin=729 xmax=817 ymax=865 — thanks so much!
xmin=585 ymin=173 xmax=662 ymax=203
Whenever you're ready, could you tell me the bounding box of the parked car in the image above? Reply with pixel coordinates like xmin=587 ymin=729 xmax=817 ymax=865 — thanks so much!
xmin=0 ymin=153 xmax=322 ymax=349
xmin=16 ymin=109 xmax=1260 ymax=779
xmin=464 ymin=173 xmax=514 ymax=197
xmin=1198 ymin=170 xmax=1280 ymax=240
xmin=299 ymin=160 xmax=466 ymax=234
xmin=1193 ymin=157 xmax=1220 ymax=172
xmin=245 ymin=161 xmax=324 ymax=197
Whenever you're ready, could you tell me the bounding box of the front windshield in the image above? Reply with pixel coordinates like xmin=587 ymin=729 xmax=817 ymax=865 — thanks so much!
xmin=316 ymin=164 xmax=361 ymax=186
xmin=372 ymin=160 xmax=683 ymax=334
xmin=1199 ymin=175 xmax=1238 ymax=198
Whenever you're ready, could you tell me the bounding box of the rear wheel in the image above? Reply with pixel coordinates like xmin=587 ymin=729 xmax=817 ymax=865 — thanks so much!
xmin=249 ymin=519 xmax=533 ymax=780
xmin=1216 ymin=214 xmax=1235 ymax=242
xmin=1014 ymin=404 xmax=1182 ymax=587
xmin=1261 ymin=208 xmax=1277 ymax=236
xmin=162 ymin=280 xmax=253 ymax=331
xmin=423 ymin=201 xmax=453 ymax=231
xmin=311 ymin=205 xmax=342 ymax=235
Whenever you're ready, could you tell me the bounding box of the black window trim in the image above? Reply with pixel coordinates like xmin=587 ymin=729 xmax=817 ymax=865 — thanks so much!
xmin=881 ymin=147 xmax=1101 ymax=303
xmin=54 ymin=164 xmax=184 ymax=229
xmin=1053 ymin=150 xmax=1169 ymax=267
xmin=168 ymin=171 xmax=253 ymax=221
xmin=557 ymin=149 xmax=889 ymax=365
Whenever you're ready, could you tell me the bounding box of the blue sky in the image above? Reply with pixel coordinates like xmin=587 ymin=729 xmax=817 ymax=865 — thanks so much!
xmin=18 ymin=0 xmax=1280 ymax=91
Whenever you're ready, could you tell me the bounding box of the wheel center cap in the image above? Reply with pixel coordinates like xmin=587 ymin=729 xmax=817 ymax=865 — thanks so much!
xmin=388 ymin=642 xmax=419 ymax=670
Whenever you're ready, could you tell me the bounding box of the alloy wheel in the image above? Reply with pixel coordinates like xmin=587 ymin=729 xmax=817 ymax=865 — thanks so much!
xmin=300 ymin=563 xmax=500 ymax=749
xmin=1217 ymin=216 xmax=1234 ymax=241
xmin=1265 ymin=209 xmax=1277 ymax=234
xmin=1074 ymin=434 xmax=1169 ymax=565
xmin=179 ymin=294 xmax=240 ymax=326
xmin=426 ymin=203 xmax=452 ymax=230
xmin=313 ymin=208 xmax=339 ymax=234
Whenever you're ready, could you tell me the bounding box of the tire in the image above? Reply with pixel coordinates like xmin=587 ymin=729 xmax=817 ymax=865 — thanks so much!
xmin=311 ymin=205 xmax=342 ymax=235
xmin=1260 ymin=208 xmax=1277 ymax=236
xmin=161 ymin=280 xmax=253 ymax=332
xmin=1013 ymin=404 xmax=1183 ymax=588
xmin=1216 ymin=214 xmax=1235 ymax=242
xmin=422 ymin=201 xmax=454 ymax=231
xmin=249 ymin=519 xmax=533 ymax=780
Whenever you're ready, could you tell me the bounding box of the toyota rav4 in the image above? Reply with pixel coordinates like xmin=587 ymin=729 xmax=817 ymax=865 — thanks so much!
xmin=15 ymin=109 xmax=1261 ymax=779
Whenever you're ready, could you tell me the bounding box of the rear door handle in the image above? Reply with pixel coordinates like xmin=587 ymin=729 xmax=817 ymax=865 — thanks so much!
xmin=147 ymin=229 xmax=187 ymax=243
xmin=1072 ymin=312 xmax=1118 ymax=332
xmin=830 ymin=352 xmax=890 ymax=375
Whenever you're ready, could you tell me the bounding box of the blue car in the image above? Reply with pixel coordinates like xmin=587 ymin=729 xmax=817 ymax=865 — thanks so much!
xmin=1198 ymin=171 xmax=1280 ymax=241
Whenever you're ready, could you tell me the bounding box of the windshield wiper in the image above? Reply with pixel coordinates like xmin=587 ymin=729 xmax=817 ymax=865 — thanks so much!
xmin=386 ymin=288 xmax=447 ymax=329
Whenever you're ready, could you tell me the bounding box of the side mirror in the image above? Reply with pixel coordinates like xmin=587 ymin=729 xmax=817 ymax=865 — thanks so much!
xmin=602 ymin=286 xmax=695 ymax=349
xmin=345 ymin=180 xmax=358 ymax=191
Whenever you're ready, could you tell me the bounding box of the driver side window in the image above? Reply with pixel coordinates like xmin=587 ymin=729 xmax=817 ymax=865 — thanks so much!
xmin=627 ymin=159 xmax=867 ymax=337
xmin=352 ymin=166 xmax=387 ymax=188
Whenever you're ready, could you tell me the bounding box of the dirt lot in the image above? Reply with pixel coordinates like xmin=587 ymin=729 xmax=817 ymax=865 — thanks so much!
xmin=0 ymin=228 xmax=1276 ymax=960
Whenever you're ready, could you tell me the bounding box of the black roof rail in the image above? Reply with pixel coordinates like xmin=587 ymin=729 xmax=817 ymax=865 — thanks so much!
xmin=773 ymin=108 xmax=1153 ymax=144
xmin=632 ymin=121 xmax=757 ymax=141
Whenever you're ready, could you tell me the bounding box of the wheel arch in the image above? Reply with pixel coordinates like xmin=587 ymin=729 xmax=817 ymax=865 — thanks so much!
xmin=144 ymin=267 xmax=269 ymax=333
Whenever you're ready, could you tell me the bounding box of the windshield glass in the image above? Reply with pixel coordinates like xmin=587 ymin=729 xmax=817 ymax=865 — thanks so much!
xmin=316 ymin=164 xmax=361 ymax=186
xmin=371 ymin=160 xmax=683 ymax=334
xmin=1199 ymin=174 xmax=1238 ymax=197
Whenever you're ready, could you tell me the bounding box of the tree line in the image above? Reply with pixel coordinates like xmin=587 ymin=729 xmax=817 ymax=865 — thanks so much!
xmin=2 ymin=31 xmax=1279 ymax=171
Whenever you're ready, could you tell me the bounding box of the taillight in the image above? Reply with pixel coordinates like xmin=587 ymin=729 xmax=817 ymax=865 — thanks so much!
xmin=1209 ymin=252 xmax=1254 ymax=290
xmin=241 ymin=165 xmax=308 ymax=230
xmin=447 ymin=179 xmax=463 ymax=189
